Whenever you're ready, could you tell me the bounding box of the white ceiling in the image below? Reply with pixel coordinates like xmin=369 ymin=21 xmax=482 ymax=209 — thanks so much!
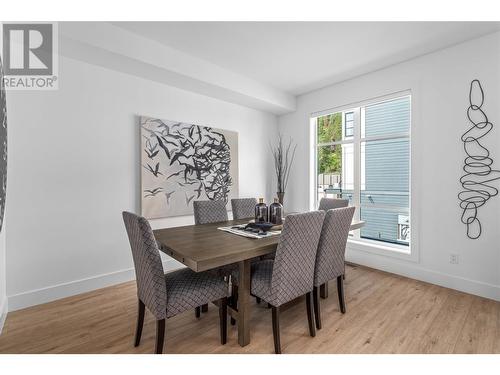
xmin=113 ymin=22 xmax=500 ymax=95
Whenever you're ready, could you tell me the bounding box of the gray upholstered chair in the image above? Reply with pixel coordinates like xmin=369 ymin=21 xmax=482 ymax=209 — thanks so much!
xmin=312 ymin=206 xmax=355 ymax=329
xmin=122 ymin=211 xmax=229 ymax=354
xmin=193 ymin=200 xmax=228 ymax=224
xmin=231 ymin=198 xmax=257 ymax=220
xmin=192 ymin=199 xmax=234 ymax=313
xmin=232 ymin=210 xmax=325 ymax=353
xmin=318 ymin=197 xmax=349 ymax=211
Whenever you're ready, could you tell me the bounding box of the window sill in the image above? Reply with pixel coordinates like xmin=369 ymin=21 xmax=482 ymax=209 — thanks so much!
xmin=347 ymin=238 xmax=417 ymax=262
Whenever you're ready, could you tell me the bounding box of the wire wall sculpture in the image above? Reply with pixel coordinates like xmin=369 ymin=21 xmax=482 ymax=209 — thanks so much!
xmin=458 ymin=79 xmax=500 ymax=239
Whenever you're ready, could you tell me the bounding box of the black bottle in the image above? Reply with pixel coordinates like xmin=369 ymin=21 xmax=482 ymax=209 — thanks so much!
xmin=269 ymin=198 xmax=283 ymax=225
xmin=255 ymin=198 xmax=268 ymax=222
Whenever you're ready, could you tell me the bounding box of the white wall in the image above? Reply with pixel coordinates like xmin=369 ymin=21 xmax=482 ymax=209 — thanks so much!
xmin=5 ymin=51 xmax=278 ymax=310
xmin=279 ymin=32 xmax=500 ymax=301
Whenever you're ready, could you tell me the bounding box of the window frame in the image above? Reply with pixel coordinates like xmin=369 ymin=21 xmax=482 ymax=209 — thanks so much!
xmin=310 ymin=90 xmax=414 ymax=258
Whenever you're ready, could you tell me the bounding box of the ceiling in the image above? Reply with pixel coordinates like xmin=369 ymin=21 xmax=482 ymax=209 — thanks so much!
xmin=113 ymin=22 xmax=500 ymax=95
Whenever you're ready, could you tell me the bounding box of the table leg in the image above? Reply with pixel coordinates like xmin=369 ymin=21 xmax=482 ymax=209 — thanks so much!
xmin=320 ymin=283 xmax=329 ymax=299
xmin=237 ymin=259 xmax=251 ymax=347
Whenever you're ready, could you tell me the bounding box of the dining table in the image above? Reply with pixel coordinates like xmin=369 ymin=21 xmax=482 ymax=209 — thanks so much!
xmin=154 ymin=217 xmax=365 ymax=347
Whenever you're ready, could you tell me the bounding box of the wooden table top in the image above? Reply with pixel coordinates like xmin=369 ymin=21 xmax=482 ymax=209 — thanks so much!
xmin=154 ymin=219 xmax=365 ymax=272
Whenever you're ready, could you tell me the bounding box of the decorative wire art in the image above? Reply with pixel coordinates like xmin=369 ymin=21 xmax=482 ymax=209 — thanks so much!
xmin=458 ymin=79 xmax=500 ymax=239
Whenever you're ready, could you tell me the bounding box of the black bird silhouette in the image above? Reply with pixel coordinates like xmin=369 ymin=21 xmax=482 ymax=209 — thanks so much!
xmin=144 ymin=140 xmax=159 ymax=159
xmin=161 ymin=126 xmax=183 ymax=139
xmin=194 ymin=183 xmax=203 ymax=198
xmin=169 ymin=149 xmax=188 ymax=165
xmin=166 ymin=170 xmax=183 ymax=180
xmin=157 ymin=123 xmax=182 ymax=138
xmin=185 ymin=192 xmax=195 ymax=206
xmin=164 ymin=190 xmax=175 ymax=205
xmin=144 ymin=187 xmax=163 ymax=198
xmin=145 ymin=148 xmax=159 ymax=159
xmin=143 ymin=162 xmax=163 ymax=177
xmin=155 ymin=136 xmax=171 ymax=159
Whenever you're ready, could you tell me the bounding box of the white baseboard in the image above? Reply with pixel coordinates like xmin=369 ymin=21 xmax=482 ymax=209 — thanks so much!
xmin=7 ymin=250 xmax=499 ymax=314
xmin=0 ymin=296 xmax=7 ymax=335
xmin=346 ymin=249 xmax=500 ymax=301
xmin=7 ymin=259 xmax=182 ymax=312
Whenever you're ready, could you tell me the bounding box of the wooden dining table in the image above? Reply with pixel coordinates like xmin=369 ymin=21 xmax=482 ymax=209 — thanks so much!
xmin=154 ymin=218 xmax=365 ymax=347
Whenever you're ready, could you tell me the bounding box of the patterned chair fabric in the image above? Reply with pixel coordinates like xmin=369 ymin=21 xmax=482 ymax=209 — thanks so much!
xmin=231 ymin=198 xmax=257 ymax=220
xmin=123 ymin=211 xmax=168 ymax=319
xmin=193 ymin=200 xmax=228 ymax=225
xmin=165 ymin=268 xmax=229 ymax=318
xmin=235 ymin=211 xmax=325 ymax=307
xmin=122 ymin=212 xmax=229 ymax=320
xmin=314 ymin=207 xmax=355 ymax=287
xmin=318 ymin=198 xmax=349 ymax=211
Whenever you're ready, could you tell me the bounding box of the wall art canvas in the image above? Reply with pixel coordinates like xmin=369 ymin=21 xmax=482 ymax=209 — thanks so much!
xmin=0 ymin=57 xmax=7 ymax=233
xmin=140 ymin=116 xmax=239 ymax=219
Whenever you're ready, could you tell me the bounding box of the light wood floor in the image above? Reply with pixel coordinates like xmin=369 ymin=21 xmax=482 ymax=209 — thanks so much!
xmin=1 ymin=264 xmax=499 ymax=354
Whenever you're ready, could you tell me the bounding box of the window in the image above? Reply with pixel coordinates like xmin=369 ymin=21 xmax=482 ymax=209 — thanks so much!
xmin=313 ymin=94 xmax=411 ymax=250
xmin=344 ymin=112 xmax=354 ymax=137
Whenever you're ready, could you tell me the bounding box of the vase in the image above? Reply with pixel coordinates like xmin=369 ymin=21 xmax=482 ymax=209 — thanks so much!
xmin=277 ymin=192 xmax=285 ymax=206
xmin=269 ymin=198 xmax=283 ymax=225
xmin=254 ymin=198 xmax=268 ymax=222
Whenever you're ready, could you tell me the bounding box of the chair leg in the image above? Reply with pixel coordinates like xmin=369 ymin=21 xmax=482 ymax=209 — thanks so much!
xmin=272 ymin=306 xmax=281 ymax=354
xmin=201 ymin=303 xmax=208 ymax=313
xmin=306 ymin=292 xmax=316 ymax=337
xmin=230 ymin=285 xmax=238 ymax=326
xmin=320 ymin=283 xmax=328 ymax=299
xmin=231 ymin=285 xmax=238 ymax=307
xmin=256 ymin=297 xmax=261 ymax=304
xmin=337 ymin=275 xmax=346 ymax=314
xmin=195 ymin=306 xmax=201 ymax=318
xmin=134 ymin=299 xmax=145 ymax=347
xmin=313 ymin=286 xmax=321 ymax=330
xmin=219 ymin=297 xmax=228 ymax=345
xmin=155 ymin=319 xmax=165 ymax=354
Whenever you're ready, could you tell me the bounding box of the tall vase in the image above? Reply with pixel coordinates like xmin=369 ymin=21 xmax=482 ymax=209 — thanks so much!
xmin=277 ymin=192 xmax=285 ymax=206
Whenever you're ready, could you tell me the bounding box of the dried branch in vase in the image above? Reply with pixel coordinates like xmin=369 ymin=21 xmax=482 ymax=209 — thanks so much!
xmin=270 ymin=133 xmax=297 ymax=195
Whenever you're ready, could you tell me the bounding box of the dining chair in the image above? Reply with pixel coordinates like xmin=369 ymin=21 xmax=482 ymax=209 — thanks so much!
xmin=232 ymin=210 xmax=325 ymax=353
xmin=193 ymin=200 xmax=228 ymax=224
xmin=231 ymin=198 xmax=257 ymax=220
xmin=318 ymin=197 xmax=349 ymax=211
xmin=193 ymin=199 xmax=235 ymax=313
xmin=122 ymin=211 xmax=229 ymax=354
xmin=318 ymin=198 xmax=350 ymax=284
xmin=312 ymin=206 xmax=355 ymax=329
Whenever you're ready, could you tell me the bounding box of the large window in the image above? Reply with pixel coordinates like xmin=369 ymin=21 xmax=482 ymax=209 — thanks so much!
xmin=314 ymin=94 xmax=411 ymax=249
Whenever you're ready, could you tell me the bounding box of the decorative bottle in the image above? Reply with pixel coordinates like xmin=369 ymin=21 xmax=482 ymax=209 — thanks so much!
xmin=269 ymin=198 xmax=283 ymax=225
xmin=255 ymin=198 xmax=268 ymax=222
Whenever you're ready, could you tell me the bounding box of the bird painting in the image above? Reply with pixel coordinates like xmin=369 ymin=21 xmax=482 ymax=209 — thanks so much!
xmin=141 ymin=116 xmax=238 ymax=219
